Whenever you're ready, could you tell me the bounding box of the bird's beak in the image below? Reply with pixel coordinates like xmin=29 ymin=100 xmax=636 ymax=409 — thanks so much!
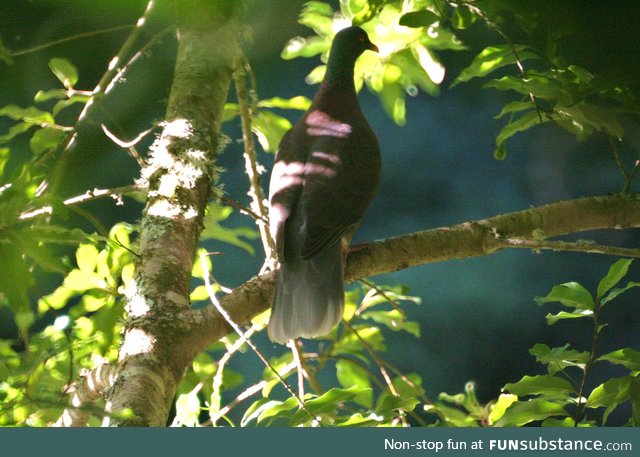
xmin=368 ymin=42 xmax=379 ymax=53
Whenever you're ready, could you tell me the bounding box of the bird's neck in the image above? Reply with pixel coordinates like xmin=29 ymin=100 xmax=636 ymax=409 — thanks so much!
xmin=313 ymin=60 xmax=359 ymax=115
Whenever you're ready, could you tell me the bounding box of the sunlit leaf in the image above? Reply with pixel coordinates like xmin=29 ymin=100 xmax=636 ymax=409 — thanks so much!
xmin=281 ymin=36 xmax=329 ymax=60
xmin=535 ymin=282 xmax=595 ymax=310
xmin=503 ymin=375 xmax=575 ymax=397
xmin=529 ymin=343 xmax=589 ymax=374
xmin=545 ymin=309 xmax=593 ymax=325
xmin=29 ymin=127 xmax=66 ymax=155
xmin=598 ymin=348 xmax=640 ymax=372
xmin=252 ymin=110 xmax=292 ymax=152
xmin=175 ymin=392 xmax=201 ymax=427
xmin=258 ymin=96 xmax=311 ymax=111
xmin=34 ymin=89 xmax=67 ymax=103
xmin=488 ymin=394 xmax=518 ymax=424
xmin=597 ymin=259 xmax=632 ymax=300
xmin=291 ymin=386 xmax=368 ymax=425
xmin=454 ymin=45 xmax=538 ymax=86
xmin=0 ymin=105 xmax=54 ymax=125
xmin=586 ymin=376 xmax=633 ymax=424
xmin=336 ymin=359 xmax=372 ymax=408
xmin=48 ymin=57 xmax=78 ymax=90
xmin=399 ymin=10 xmax=440 ymax=28
xmin=497 ymin=398 xmax=568 ymax=426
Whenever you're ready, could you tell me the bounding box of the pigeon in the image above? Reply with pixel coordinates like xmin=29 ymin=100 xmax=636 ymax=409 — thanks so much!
xmin=267 ymin=26 xmax=381 ymax=344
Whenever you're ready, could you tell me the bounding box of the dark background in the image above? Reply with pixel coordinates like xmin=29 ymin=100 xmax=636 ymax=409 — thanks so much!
xmin=1 ymin=0 xmax=639 ymax=423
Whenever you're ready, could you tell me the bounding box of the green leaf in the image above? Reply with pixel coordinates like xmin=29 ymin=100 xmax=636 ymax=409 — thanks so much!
xmin=299 ymin=1 xmax=334 ymax=36
xmin=52 ymin=94 xmax=90 ymax=117
xmin=503 ymin=375 xmax=575 ymax=397
xmin=488 ymin=394 xmax=518 ymax=424
xmin=361 ymin=309 xmax=420 ymax=337
xmin=495 ymin=100 xmax=535 ymax=119
xmin=257 ymin=397 xmax=301 ymax=425
xmin=545 ymin=309 xmax=593 ymax=325
xmin=0 ymin=105 xmax=54 ymax=125
xmin=631 ymin=378 xmax=640 ymax=427
xmin=542 ymin=417 xmax=576 ymax=427
xmin=529 ymin=343 xmax=589 ymax=375
xmin=6 ymin=229 xmax=67 ymax=274
xmin=258 ymin=96 xmax=311 ymax=111
xmin=0 ymin=36 xmax=13 ymax=65
xmin=597 ymin=258 xmax=633 ymax=300
xmin=34 ymin=89 xmax=67 ymax=103
xmin=430 ymin=402 xmax=478 ymax=426
xmin=376 ymin=373 xmax=424 ymax=416
xmin=336 ymin=360 xmax=372 ymax=408
xmin=333 ymin=325 xmax=386 ymax=356
xmin=0 ymin=243 xmax=34 ymax=336
xmin=598 ymin=348 xmax=640 ymax=372
xmin=586 ymin=376 xmax=633 ymax=424
xmin=29 ymin=127 xmax=66 ymax=155
xmin=497 ymin=398 xmax=568 ymax=426
xmin=291 ymin=386 xmax=368 ymax=425
xmin=494 ymin=110 xmax=547 ymax=158
xmin=0 ymin=147 xmax=8 ymax=178
xmin=0 ymin=122 xmax=34 ymax=144
xmin=399 ymin=10 xmax=440 ymax=28
xmin=454 ymin=45 xmax=538 ymax=86
xmin=175 ymin=392 xmax=201 ymax=426
xmin=485 ymin=75 xmax=568 ymax=101
xmin=601 ymin=281 xmax=640 ymax=306
xmin=451 ymin=6 xmax=477 ymax=30
xmin=535 ymin=282 xmax=595 ymax=310
xmin=200 ymin=203 xmax=259 ymax=255
xmin=252 ymin=110 xmax=292 ymax=153
xmin=48 ymin=58 xmax=78 ymax=89
xmin=281 ymin=35 xmax=329 ymax=60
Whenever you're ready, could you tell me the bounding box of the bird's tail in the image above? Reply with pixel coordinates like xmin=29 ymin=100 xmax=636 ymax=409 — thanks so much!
xmin=267 ymin=239 xmax=344 ymax=344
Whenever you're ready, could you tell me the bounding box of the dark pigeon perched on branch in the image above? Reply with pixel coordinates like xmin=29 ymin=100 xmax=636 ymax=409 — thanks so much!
xmin=267 ymin=26 xmax=381 ymax=344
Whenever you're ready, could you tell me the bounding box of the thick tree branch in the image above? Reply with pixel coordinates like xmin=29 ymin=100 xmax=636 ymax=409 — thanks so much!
xmin=186 ymin=194 xmax=640 ymax=355
xmin=104 ymin=0 xmax=243 ymax=426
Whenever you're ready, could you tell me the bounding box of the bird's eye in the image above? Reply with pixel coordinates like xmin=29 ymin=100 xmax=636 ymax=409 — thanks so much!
xmin=358 ymin=35 xmax=365 ymax=42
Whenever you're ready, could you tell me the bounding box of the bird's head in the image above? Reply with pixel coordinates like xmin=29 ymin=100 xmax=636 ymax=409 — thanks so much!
xmin=329 ymin=26 xmax=378 ymax=64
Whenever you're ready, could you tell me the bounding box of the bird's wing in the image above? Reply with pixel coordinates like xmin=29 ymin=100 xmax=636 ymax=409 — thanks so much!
xmin=268 ymin=127 xmax=306 ymax=260
xmin=298 ymin=127 xmax=380 ymax=260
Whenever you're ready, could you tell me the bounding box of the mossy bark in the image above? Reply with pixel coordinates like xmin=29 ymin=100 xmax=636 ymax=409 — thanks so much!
xmin=105 ymin=0 xmax=243 ymax=426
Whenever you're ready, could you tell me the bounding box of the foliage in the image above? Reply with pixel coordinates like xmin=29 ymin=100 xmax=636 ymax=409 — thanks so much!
xmin=0 ymin=0 xmax=639 ymax=427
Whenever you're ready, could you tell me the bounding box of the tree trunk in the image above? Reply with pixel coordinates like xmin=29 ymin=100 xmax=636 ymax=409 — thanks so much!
xmin=104 ymin=0 xmax=243 ymax=426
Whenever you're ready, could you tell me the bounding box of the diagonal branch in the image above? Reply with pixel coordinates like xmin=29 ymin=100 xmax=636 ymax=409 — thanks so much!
xmin=185 ymin=194 xmax=640 ymax=355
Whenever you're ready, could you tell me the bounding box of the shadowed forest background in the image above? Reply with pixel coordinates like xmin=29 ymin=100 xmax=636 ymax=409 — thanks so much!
xmin=1 ymin=0 xmax=639 ymax=426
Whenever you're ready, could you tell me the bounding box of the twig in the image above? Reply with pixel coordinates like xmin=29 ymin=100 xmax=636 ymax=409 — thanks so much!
xmin=9 ymin=25 xmax=133 ymax=56
xmin=609 ymin=136 xmax=639 ymax=193
xmin=233 ymin=55 xmax=276 ymax=272
xmin=199 ymin=252 xmax=318 ymax=424
xmin=19 ymin=184 xmax=143 ymax=220
xmin=502 ymin=238 xmax=640 ymax=258
xmin=38 ymin=0 xmax=159 ymax=194
xmin=460 ymin=1 xmax=543 ymax=123
xmin=219 ymin=195 xmax=266 ymax=223
xmin=205 ymin=361 xmax=297 ymax=426
xmin=209 ymin=324 xmax=259 ymax=426
xmin=356 ymin=278 xmax=406 ymax=317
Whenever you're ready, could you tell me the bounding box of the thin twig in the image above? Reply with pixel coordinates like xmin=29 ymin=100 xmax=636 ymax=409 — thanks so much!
xmin=356 ymin=278 xmax=406 ymax=317
xmin=219 ymin=195 xmax=266 ymax=223
xmin=609 ymin=136 xmax=638 ymax=193
xmin=199 ymin=252 xmax=318 ymax=424
xmin=233 ymin=55 xmax=276 ymax=272
xmin=461 ymin=1 xmax=543 ymax=123
xmin=503 ymin=238 xmax=640 ymax=258
xmin=9 ymin=25 xmax=133 ymax=56
xmin=38 ymin=0 xmax=158 ymax=194
xmin=19 ymin=184 xmax=143 ymax=220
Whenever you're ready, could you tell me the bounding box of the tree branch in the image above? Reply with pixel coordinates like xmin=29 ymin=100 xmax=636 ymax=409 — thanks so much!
xmin=185 ymin=194 xmax=640 ymax=355
xmin=104 ymin=0 xmax=244 ymax=426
